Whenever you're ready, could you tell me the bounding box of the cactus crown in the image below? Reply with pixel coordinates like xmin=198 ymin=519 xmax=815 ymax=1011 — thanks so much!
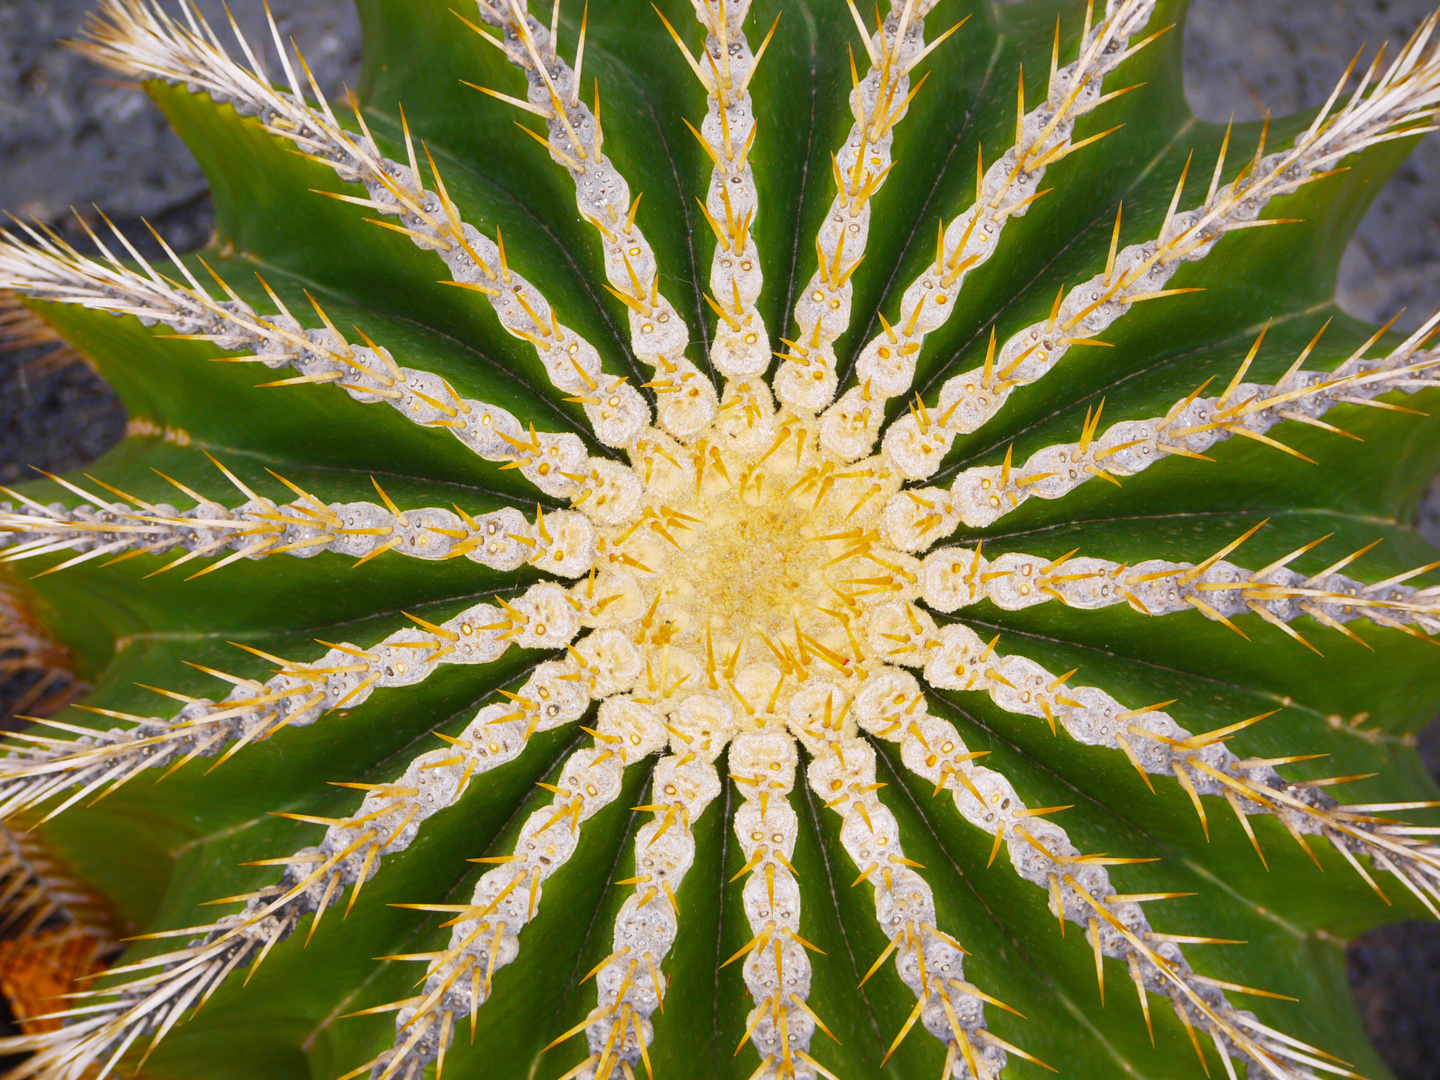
xmin=1 ymin=2 xmax=1440 ymax=1080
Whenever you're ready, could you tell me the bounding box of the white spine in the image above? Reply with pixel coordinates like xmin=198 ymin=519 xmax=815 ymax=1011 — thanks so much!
xmin=883 ymin=15 xmax=1440 ymax=480
xmin=727 ymin=731 xmax=824 ymax=1080
xmin=70 ymin=0 xmax=651 ymax=449
xmin=856 ymin=668 xmax=1327 ymax=1080
xmin=571 ymin=754 xmax=720 ymax=1079
xmin=367 ymin=710 xmax=656 ymax=1080
xmin=1 ymin=489 xmax=598 ymax=578
xmin=805 ymin=731 xmax=1006 ymax=1079
xmin=883 ymin=319 xmax=1440 ymax=545
xmin=819 ymin=0 xmax=1160 ymax=460
xmin=0 ymin=666 xmax=593 ymax=1080
xmin=779 ymin=0 xmax=934 ymax=419
xmin=0 ymin=582 xmax=582 ymax=821
xmin=475 ymin=0 xmax=719 ymax=439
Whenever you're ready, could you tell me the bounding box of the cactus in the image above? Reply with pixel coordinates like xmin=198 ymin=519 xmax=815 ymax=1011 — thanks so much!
xmin=1 ymin=1 xmax=1439 ymax=1079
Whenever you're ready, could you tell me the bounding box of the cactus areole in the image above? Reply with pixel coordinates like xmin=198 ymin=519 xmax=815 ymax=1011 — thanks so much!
xmin=2 ymin=1 xmax=1440 ymax=1079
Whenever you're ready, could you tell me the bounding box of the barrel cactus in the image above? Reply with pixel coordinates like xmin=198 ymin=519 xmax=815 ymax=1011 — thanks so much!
xmin=2 ymin=1 xmax=1439 ymax=1079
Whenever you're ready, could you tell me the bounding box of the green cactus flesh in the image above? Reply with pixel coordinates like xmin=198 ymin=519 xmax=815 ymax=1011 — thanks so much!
xmin=3 ymin=2 xmax=1440 ymax=1079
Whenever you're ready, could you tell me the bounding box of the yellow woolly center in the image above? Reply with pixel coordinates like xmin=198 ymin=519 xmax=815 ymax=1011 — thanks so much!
xmin=665 ymin=488 xmax=825 ymax=641
xmin=595 ymin=432 xmax=912 ymax=734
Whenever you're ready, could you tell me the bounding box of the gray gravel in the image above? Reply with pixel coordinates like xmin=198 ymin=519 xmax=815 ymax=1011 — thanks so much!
xmin=0 ymin=1 xmax=1438 ymax=1077
xmin=1184 ymin=0 xmax=1440 ymax=335
xmin=0 ymin=0 xmax=360 ymax=226
xmin=0 ymin=0 xmax=361 ymax=485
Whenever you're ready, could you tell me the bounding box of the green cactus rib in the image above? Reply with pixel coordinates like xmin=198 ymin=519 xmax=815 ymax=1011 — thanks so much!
xmin=874 ymin=39 xmax=1440 ymax=480
xmin=801 ymin=0 xmax=1162 ymax=428
xmin=0 ymin=204 xmax=648 ymax=457
xmin=1 ymin=1 xmax=1440 ymax=1080
xmin=887 ymin=315 xmax=1440 ymax=545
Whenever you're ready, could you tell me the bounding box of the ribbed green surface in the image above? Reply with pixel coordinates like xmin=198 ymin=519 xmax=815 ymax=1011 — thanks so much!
xmin=8 ymin=2 xmax=1440 ymax=1079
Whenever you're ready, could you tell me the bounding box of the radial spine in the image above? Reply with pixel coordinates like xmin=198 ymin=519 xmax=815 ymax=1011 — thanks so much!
xmin=680 ymin=0 xmax=775 ymax=383
xmin=360 ymin=707 xmax=661 ymax=1080
xmin=0 ymin=220 xmax=607 ymax=490
xmin=564 ymin=754 xmax=720 ymax=1080
xmin=821 ymin=0 xmax=1158 ymax=461
xmin=726 ymin=732 xmax=828 ymax=1080
xmin=885 ymin=311 xmax=1440 ymax=545
xmin=1 ymin=473 xmax=596 ymax=579
xmin=917 ymin=528 xmax=1440 ymax=645
xmin=805 ymin=732 xmax=1010 ymax=1079
xmin=0 ymin=667 xmax=594 ymax=1080
xmin=779 ymin=0 xmax=940 ymax=420
xmin=874 ymin=602 xmax=1440 ymax=915
xmin=0 ymin=585 xmax=582 ymax=822
xmin=855 ymin=669 xmax=1339 ymax=1080
xmin=473 ymin=0 xmax=719 ymax=440
xmin=75 ymin=0 xmax=652 ymax=449
xmin=883 ymin=15 xmax=1440 ymax=481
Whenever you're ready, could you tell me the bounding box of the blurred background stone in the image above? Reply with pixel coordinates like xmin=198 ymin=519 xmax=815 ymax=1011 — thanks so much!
xmin=0 ymin=0 xmax=361 ymax=487
xmin=1183 ymin=0 xmax=1440 ymax=336
xmin=0 ymin=0 xmax=360 ymax=228
xmin=0 ymin=1 xmax=1438 ymax=1076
